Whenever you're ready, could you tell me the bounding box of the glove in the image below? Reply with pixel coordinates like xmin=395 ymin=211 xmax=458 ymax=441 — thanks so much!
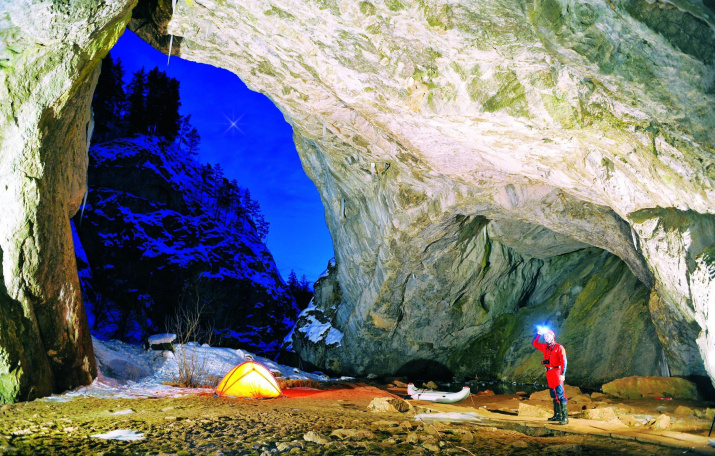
xmin=559 ymin=375 xmax=565 ymax=383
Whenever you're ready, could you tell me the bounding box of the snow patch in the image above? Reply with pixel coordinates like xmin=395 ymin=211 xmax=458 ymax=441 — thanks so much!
xmin=415 ymin=412 xmax=482 ymax=422
xmin=296 ymin=304 xmax=343 ymax=347
xmin=91 ymin=430 xmax=145 ymax=441
xmin=147 ymin=333 xmax=176 ymax=345
xmin=112 ymin=409 xmax=135 ymax=415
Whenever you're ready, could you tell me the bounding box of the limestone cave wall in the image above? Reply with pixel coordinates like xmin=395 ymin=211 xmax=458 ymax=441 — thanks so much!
xmin=1 ymin=0 xmax=714 ymax=401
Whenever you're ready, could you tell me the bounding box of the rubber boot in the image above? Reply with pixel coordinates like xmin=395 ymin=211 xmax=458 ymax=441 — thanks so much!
xmin=548 ymin=401 xmax=559 ymax=421
xmin=558 ymin=403 xmax=569 ymax=425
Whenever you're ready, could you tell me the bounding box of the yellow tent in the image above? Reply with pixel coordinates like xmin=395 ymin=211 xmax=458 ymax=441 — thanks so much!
xmin=215 ymin=361 xmax=282 ymax=399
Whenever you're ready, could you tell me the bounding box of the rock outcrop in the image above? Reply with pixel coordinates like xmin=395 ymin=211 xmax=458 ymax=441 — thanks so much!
xmin=0 ymin=0 xmax=136 ymax=402
xmin=1 ymin=0 xmax=714 ymax=400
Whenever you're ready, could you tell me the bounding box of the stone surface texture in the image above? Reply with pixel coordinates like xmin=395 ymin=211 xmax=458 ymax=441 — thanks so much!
xmin=601 ymin=375 xmax=701 ymax=400
xmin=0 ymin=0 xmax=137 ymax=402
xmin=1 ymin=0 xmax=714 ymax=399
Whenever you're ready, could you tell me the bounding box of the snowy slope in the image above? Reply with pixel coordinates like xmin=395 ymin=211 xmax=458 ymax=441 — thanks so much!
xmin=47 ymin=337 xmax=336 ymax=401
xmin=74 ymin=137 xmax=299 ymax=355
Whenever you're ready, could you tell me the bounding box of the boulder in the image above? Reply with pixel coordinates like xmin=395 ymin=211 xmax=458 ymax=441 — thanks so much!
xmin=601 ymin=376 xmax=700 ymax=400
xmin=367 ymin=397 xmax=412 ymax=413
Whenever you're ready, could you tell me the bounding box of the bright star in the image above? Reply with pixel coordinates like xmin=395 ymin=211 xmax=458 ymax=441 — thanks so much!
xmin=224 ymin=114 xmax=245 ymax=135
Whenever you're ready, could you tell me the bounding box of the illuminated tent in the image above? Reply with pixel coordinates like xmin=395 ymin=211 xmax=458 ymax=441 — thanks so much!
xmin=215 ymin=361 xmax=282 ymax=399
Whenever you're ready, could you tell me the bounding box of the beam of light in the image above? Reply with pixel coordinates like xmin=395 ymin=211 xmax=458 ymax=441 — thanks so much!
xmin=223 ymin=114 xmax=245 ymax=135
xmin=536 ymin=325 xmax=550 ymax=335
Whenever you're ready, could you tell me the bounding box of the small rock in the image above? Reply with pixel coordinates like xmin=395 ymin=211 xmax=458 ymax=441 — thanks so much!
xmin=590 ymin=392 xmax=606 ymax=400
xmin=423 ymin=381 xmax=439 ymax=390
xmin=303 ymin=431 xmax=329 ymax=445
xmin=371 ymin=420 xmax=399 ymax=430
xmin=448 ymin=429 xmax=474 ymax=442
xmin=674 ymin=405 xmax=694 ymax=416
xmin=618 ymin=415 xmax=640 ymax=427
xmin=330 ymin=429 xmax=375 ymax=441
xmin=406 ymin=432 xmax=420 ymax=444
xmin=367 ymin=397 xmax=412 ymax=413
xmin=275 ymin=441 xmax=303 ymax=452
xmin=422 ymin=441 xmax=440 ymax=452
xmin=648 ymin=414 xmax=670 ymax=429
xmin=392 ymin=380 xmax=408 ymax=388
xmin=398 ymin=421 xmax=414 ymax=432
xmin=581 ymin=407 xmax=617 ymax=421
xmin=477 ymin=390 xmax=495 ymax=396
xmin=366 ymin=373 xmax=378 ymax=379
xmin=517 ymin=403 xmax=552 ymax=418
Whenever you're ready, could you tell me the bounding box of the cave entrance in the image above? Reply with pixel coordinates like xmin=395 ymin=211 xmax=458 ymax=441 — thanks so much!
xmin=73 ymin=29 xmax=333 ymax=352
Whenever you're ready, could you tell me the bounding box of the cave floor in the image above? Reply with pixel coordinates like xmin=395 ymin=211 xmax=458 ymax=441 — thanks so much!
xmin=0 ymin=383 xmax=713 ymax=455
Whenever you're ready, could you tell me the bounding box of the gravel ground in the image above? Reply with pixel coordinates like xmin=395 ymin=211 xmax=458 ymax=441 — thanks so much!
xmin=0 ymin=385 xmax=696 ymax=455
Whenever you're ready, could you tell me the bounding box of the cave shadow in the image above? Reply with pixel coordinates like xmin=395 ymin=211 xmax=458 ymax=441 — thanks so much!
xmin=395 ymin=359 xmax=454 ymax=382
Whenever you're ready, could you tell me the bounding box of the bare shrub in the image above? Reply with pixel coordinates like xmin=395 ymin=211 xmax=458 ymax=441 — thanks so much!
xmin=165 ymin=301 xmax=214 ymax=388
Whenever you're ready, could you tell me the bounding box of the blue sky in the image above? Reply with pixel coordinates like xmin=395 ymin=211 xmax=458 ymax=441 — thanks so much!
xmin=110 ymin=30 xmax=334 ymax=283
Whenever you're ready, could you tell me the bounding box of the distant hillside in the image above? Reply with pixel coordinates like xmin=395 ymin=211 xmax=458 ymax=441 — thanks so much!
xmin=73 ymin=137 xmax=299 ymax=356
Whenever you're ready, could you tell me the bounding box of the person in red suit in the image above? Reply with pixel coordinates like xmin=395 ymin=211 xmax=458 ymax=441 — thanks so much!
xmin=533 ymin=328 xmax=568 ymax=425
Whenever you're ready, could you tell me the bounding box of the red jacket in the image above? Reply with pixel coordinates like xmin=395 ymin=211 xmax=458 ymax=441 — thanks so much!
xmin=533 ymin=335 xmax=567 ymax=389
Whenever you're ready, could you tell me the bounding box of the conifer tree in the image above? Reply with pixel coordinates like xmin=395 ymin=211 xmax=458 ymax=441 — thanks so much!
xmin=126 ymin=68 xmax=147 ymax=136
xmin=145 ymin=67 xmax=164 ymax=136
xmin=287 ymin=270 xmax=298 ymax=291
xmin=198 ymin=163 xmax=213 ymax=204
xmin=185 ymin=127 xmax=201 ymax=155
xmin=145 ymin=67 xmax=182 ymax=141
xmin=92 ymin=52 xmax=126 ymax=141
xmin=160 ymin=77 xmax=182 ymax=140
xmin=177 ymin=115 xmax=192 ymax=152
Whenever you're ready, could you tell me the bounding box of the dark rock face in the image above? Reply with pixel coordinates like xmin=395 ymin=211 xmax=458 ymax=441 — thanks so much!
xmin=74 ymin=138 xmax=299 ymax=353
